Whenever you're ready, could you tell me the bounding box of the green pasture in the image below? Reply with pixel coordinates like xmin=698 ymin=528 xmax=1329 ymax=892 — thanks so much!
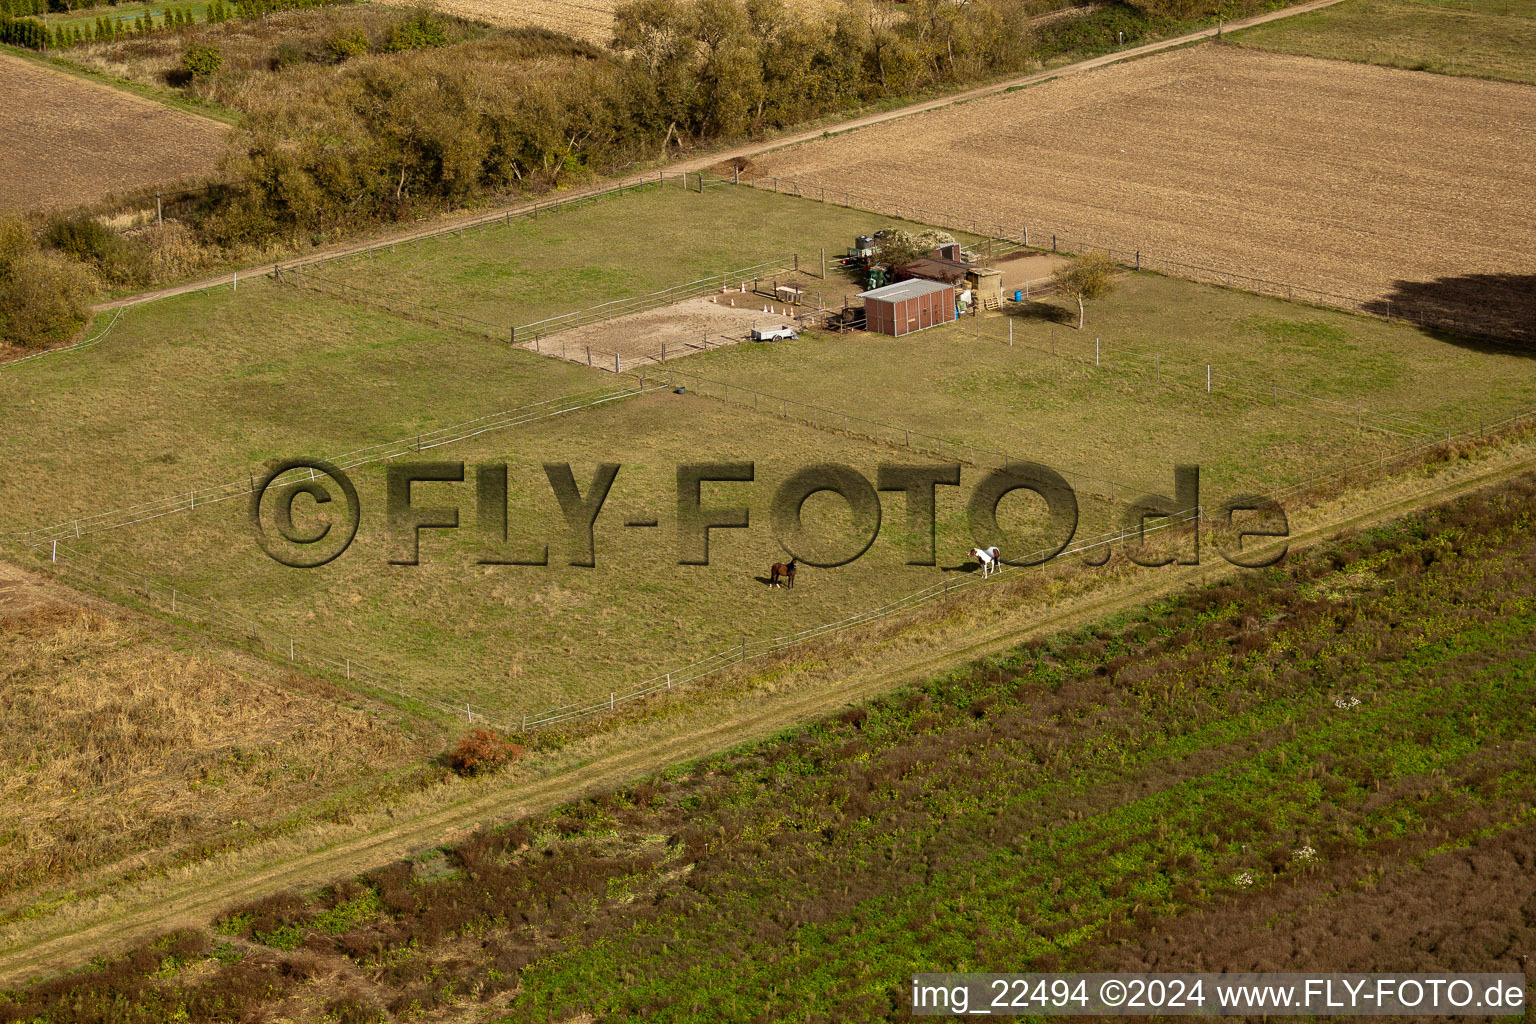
xmin=1231 ymin=0 xmax=1536 ymax=85
xmin=59 ymin=388 xmax=1123 ymax=714
xmin=687 ymin=270 xmax=1536 ymax=494
xmin=0 ymin=278 xmax=599 ymax=531
xmin=311 ymin=181 xmax=969 ymax=331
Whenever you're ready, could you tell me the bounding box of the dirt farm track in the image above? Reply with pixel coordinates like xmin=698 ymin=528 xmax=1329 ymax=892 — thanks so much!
xmin=756 ymin=46 xmax=1536 ymax=340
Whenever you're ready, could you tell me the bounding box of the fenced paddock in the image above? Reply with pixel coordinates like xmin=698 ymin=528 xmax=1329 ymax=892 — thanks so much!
xmin=21 ymin=396 xmax=1536 ymax=736
xmin=282 ymin=175 xmax=962 ymax=360
xmin=749 ymin=45 xmax=1536 ymax=344
xmin=14 ymin=269 xmax=1536 ymax=732
xmin=278 ymin=254 xmax=815 ymax=370
xmin=34 ymin=386 xmax=1128 ymax=718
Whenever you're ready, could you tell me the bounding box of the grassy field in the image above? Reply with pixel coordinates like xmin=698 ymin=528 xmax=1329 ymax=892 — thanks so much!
xmin=1232 ymin=0 xmax=1536 ymax=85
xmin=313 ymin=181 xmax=973 ymax=332
xmin=5 ymin=469 xmax=1532 ymax=1021
xmin=57 ymin=388 xmax=1096 ymax=716
xmin=0 ymin=278 xmax=598 ymax=530
xmin=687 ymin=271 xmax=1536 ymax=494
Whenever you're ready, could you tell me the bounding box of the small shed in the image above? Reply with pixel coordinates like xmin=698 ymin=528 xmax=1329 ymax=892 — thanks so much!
xmin=967 ymin=267 xmax=1004 ymax=310
xmin=859 ymin=278 xmax=956 ymax=337
xmin=895 ymin=256 xmax=970 ymax=286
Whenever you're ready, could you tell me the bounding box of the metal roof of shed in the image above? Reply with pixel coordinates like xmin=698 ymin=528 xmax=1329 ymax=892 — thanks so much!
xmin=857 ymin=278 xmax=954 ymax=302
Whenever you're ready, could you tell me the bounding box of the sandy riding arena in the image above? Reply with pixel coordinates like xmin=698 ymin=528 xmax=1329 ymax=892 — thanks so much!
xmin=754 ymin=46 xmax=1536 ymax=340
xmin=519 ymin=293 xmax=824 ymax=369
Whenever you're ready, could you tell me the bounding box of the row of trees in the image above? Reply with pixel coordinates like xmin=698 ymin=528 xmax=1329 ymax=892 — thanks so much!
xmin=0 ymin=1 xmax=232 ymax=50
xmin=198 ymin=0 xmax=1275 ymax=246
xmin=201 ymin=0 xmax=1039 ymax=243
xmin=0 ymin=0 xmax=338 ymax=50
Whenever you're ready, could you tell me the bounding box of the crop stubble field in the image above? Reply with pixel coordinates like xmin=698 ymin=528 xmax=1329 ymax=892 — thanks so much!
xmin=754 ymin=46 xmax=1536 ymax=340
xmin=0 ymin=53 xmax=226 ymax=214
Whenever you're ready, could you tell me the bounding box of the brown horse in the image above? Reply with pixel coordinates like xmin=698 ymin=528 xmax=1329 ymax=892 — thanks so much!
xmin=770 ymin=556 xmax=797 ymax=589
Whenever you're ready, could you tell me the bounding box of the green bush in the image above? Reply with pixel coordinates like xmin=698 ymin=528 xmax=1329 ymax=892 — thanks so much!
xmin=381 ymin=8 xmax=446 ymax=52
xmin=0 ymin=217 xmax=97 ymax=350
xmin=271 ymin=38 xmax=307 ymax=67
xmin=322 ymin=25 xmax=367 ymax=61
xmin=181 ymin=41 xmax=223 ymax=75
xmin=43 ymin=211 xmax=119 ymax=267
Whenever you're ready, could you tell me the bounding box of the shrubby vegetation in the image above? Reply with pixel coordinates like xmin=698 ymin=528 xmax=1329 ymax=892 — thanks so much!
xmin=0 ymin=216 xmax=96 ymax=349
xmin=180 ymin=40 xmax=222 ymax=75
xmin=446 ymin=728 xmax=524 ymax=777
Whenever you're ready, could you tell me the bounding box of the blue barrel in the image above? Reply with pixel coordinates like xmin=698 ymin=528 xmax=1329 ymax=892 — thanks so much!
xmin=1013 ymin=289 xmax=1023 ymax=302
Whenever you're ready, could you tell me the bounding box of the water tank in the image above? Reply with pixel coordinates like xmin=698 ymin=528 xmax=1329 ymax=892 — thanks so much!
xmin=855 ymin=235 xmax=874 ymax=250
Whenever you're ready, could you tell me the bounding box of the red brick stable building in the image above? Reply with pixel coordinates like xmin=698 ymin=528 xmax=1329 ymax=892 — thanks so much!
xmin=858 ymin=278 xmax=956 ymax=337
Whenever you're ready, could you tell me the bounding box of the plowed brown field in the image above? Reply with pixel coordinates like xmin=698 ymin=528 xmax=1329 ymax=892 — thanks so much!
xmin=0 ymin=54 xmax=226 ymax=214
xmin=755 ymin=46 xmax=1536 ymax=339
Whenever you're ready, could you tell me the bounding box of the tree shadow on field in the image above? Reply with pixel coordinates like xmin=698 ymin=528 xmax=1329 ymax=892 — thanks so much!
xmin=1363 ymin=273 xmax=1536 ymax=353
xmin=1003 ymin=299 xmax=1075 ymax=326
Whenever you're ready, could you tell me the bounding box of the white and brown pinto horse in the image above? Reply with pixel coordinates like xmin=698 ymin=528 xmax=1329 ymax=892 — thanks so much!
xmin=969 ymin=546 xmax=1002 ymax=578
